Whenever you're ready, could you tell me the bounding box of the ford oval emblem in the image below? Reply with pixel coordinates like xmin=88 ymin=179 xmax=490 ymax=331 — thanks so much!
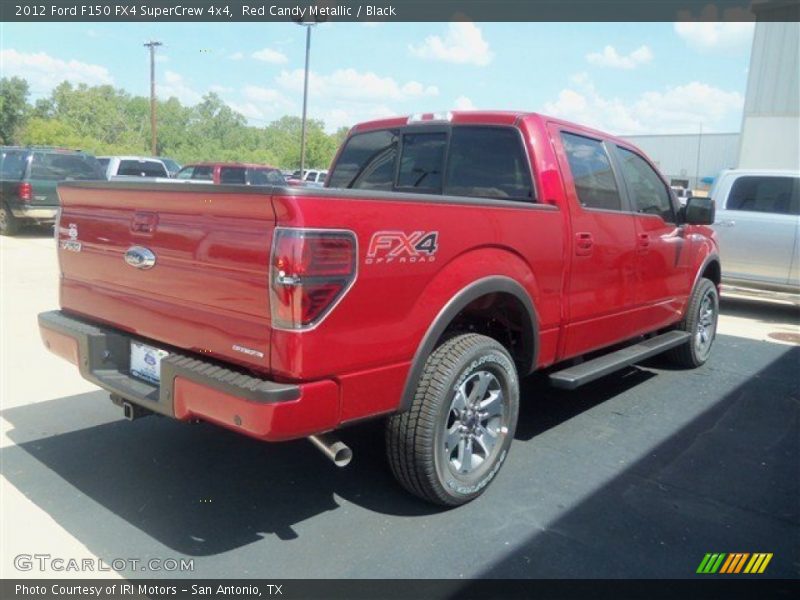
xmin=124 ymin=246 xmax=157 ymax=270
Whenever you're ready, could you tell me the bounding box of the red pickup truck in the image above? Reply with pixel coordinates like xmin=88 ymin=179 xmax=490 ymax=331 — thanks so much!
xmin=39 ymin=111 xmax=719 ymax=506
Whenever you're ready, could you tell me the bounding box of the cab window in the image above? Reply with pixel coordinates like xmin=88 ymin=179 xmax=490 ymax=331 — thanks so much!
xmin=726 ymin=176 xmax=799 ymax=215
xmin=445 ymin=127 xmax=533 ymax=201
xmin=560 ymin=132 xmax=622 ymax=211
xmin=396 ymin=132 xmax=446 ymax=192
xmin=192 ymin=166 xmax=214 ymax=181
xmin=327 ymin=129 xmax=399 ymax=190
xmin=1 ymin=150 xmax=28 ymax=180
xmin=220 ymin=167 xmax=246 ymax=184
xmin=616 ymin=147 xmax=674 ymax=222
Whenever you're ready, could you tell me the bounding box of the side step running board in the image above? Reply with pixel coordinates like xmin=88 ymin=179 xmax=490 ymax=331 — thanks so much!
xmin=549 ymin=330 xmax=691 ymax=390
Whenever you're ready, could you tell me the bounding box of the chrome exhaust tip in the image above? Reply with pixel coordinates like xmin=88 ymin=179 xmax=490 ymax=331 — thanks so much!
xmin=308 ymin=433 xmax=352 ymax=467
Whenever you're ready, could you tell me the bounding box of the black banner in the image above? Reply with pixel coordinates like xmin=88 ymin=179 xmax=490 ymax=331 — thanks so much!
xmin=2 ymin=579 xmax=800 ymax=600
xmin=2 ymin=0 xmax=799 ymax=23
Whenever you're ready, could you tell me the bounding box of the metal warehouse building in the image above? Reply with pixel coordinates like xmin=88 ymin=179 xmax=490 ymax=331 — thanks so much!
xmin=620 ymin=2 xmax=798 ymax=191
xmin=620 ymin=133 xmax=740 ymax=191
xmin=738 ymin=4 xmax=799 ymax=170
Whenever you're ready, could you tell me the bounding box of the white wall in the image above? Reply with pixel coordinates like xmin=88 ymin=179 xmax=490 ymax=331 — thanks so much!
xmin=738 ymin=116 xmax=800 ymax=170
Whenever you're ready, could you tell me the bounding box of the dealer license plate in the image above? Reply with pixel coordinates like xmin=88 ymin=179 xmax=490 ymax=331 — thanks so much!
xmin=130 ymin=341 xmax=169 ymax=385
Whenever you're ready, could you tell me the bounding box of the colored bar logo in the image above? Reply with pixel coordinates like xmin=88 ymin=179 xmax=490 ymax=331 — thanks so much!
xmin=697 ymin=553 xmax=773 ymax=574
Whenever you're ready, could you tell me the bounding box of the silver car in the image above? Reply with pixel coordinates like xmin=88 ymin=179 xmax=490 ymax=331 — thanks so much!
xmin=710 ymin=169 xmax=799 ymax=301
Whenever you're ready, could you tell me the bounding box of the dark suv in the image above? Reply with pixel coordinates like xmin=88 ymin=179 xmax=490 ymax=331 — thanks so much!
xmin=0 ymin=147 xmax=104 ymax=235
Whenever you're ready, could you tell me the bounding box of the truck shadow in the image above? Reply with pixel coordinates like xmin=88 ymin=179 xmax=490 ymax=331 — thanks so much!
xmin=11 ymin=225 xmax=55 ymax=238
xmin=470 ymin=345 xmax=800 ymax=579
xmin=720 ymin=296 xmax=800 ymax=327
xmin=0 ymin=364 xmax=659 ymax=559
xmin=515 ymin=368 xmax=654 ymax=441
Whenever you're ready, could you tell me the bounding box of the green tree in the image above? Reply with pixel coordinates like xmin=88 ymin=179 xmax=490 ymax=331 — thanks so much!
xmin=0 ymin=77 xmax=30 ymax=144
xmin=8 ymin=77 xmax=354 ymax=168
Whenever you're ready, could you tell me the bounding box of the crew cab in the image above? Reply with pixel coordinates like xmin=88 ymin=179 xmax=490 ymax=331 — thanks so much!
xmin=39 ymin=112 xmax=720 ymax=506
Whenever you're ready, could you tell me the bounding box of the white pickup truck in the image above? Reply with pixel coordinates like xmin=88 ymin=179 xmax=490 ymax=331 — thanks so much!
xmin=710 ymin=168 xmax=799 ymax=302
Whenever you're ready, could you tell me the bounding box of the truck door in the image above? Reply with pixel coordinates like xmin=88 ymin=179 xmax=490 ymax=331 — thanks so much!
xmin=714 ymin=174 xmax=799 ymax=289
xmin=550 ymin=128 xmax=639 ymax=358
xmin=611 ymin=144 xmax=691 ymax=332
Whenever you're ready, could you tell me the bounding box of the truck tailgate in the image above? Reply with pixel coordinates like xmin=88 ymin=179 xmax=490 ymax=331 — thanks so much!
xmin=56 ymin=182 xmax=276 ymax=372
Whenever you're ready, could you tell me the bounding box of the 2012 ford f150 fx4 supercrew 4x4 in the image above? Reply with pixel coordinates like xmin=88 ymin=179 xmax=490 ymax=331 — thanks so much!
xmin=39 ymin=111 xmax=720 ymax=506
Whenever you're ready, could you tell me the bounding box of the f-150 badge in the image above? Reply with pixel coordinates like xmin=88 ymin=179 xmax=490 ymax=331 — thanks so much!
xmin=366 ymin=231 xmax=439 ymax=265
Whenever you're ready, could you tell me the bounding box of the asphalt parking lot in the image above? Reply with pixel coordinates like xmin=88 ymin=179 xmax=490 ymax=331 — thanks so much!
xmin=1 ymin=230 xmax=798 ymax=580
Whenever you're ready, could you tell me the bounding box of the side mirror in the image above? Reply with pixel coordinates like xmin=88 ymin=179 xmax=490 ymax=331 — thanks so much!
xmin=683 ymin=196 xmax=715 ymax=225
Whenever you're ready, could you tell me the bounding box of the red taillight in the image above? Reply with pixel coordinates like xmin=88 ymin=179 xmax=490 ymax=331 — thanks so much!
xmin=270 ymin=229 xmax=357 ymax=330
xmin=18 ymin=182 xmax=32 ymax=202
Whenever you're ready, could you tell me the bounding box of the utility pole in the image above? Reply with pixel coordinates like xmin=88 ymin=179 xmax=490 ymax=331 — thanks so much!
xmin=694 ymin=122 xmax=703 ymax=192
xmin=293 ymin=14 xmax=325 ymax=176
xmin=144 ymin=40 xmax=163 ymax=156
xmin=298 ymin=24 xmax=313 ymax=177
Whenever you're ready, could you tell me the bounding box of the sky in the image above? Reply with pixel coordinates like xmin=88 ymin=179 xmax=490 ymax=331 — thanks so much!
xmin=0 ymin=21 xmax=755 ymax=135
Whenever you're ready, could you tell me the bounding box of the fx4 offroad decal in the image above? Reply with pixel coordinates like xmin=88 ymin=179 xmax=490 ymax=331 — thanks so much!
xmin=366 ymin=231 xmax=439 ymax=265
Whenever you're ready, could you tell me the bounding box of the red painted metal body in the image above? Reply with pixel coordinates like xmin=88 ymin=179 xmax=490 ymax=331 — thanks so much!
xmin=42 ymin=112 xmax=717 ymax=441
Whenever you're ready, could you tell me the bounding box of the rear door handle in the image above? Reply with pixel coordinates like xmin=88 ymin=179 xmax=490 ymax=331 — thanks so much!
xmin=575 ymin=232 xmax=594 ymax=256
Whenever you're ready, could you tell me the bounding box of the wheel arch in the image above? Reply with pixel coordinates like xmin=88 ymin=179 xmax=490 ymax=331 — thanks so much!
xmin=693 ymin=252 xmax=722 ymax=291
xmin=398 ymin=276 xmax=539 ymax=412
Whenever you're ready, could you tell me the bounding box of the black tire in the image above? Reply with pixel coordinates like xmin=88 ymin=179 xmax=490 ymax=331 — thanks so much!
xmin=386 ymin=333 xmax=519 ymax=506
xmin=0 ymin=202 xmax=20 ymax=236
xmin=667 ymin=278 xmax=719 ymax=368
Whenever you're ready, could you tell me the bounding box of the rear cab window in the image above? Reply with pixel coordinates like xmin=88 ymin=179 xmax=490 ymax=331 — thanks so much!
xmin=397 ymin=132 xmax=446 ymax=192
xmin=117 ymin=160 xmax=168 ymax=177
xmin=249 ymin=168 xmax=286 ymax=186
xmin=220 ymin=167 xmax=246 ymax=184
xmin=726 ymin=176 xmax=799 ymax=215
xmin=328 ymin=125 xmax=534 ymax=202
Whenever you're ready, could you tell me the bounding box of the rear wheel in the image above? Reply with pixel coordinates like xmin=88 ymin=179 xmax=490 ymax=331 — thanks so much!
xmin=386 ymin=334 xmax=519 ymax=506
xmin=668 ymin=278 xmax=719 ymax=367
xmin=0 ymin=202 xmax=20 ymax=236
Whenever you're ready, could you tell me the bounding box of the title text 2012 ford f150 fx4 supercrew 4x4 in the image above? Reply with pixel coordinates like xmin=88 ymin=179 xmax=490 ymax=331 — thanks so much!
xmin=39 ymin=111 xmax=720 ymax=506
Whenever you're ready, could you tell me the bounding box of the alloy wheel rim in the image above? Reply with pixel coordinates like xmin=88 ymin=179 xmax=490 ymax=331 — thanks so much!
xmin=443 ymin=370 xmax=506 ymax=475
xmin=695 ymin=290 xmax=717 ymax=354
